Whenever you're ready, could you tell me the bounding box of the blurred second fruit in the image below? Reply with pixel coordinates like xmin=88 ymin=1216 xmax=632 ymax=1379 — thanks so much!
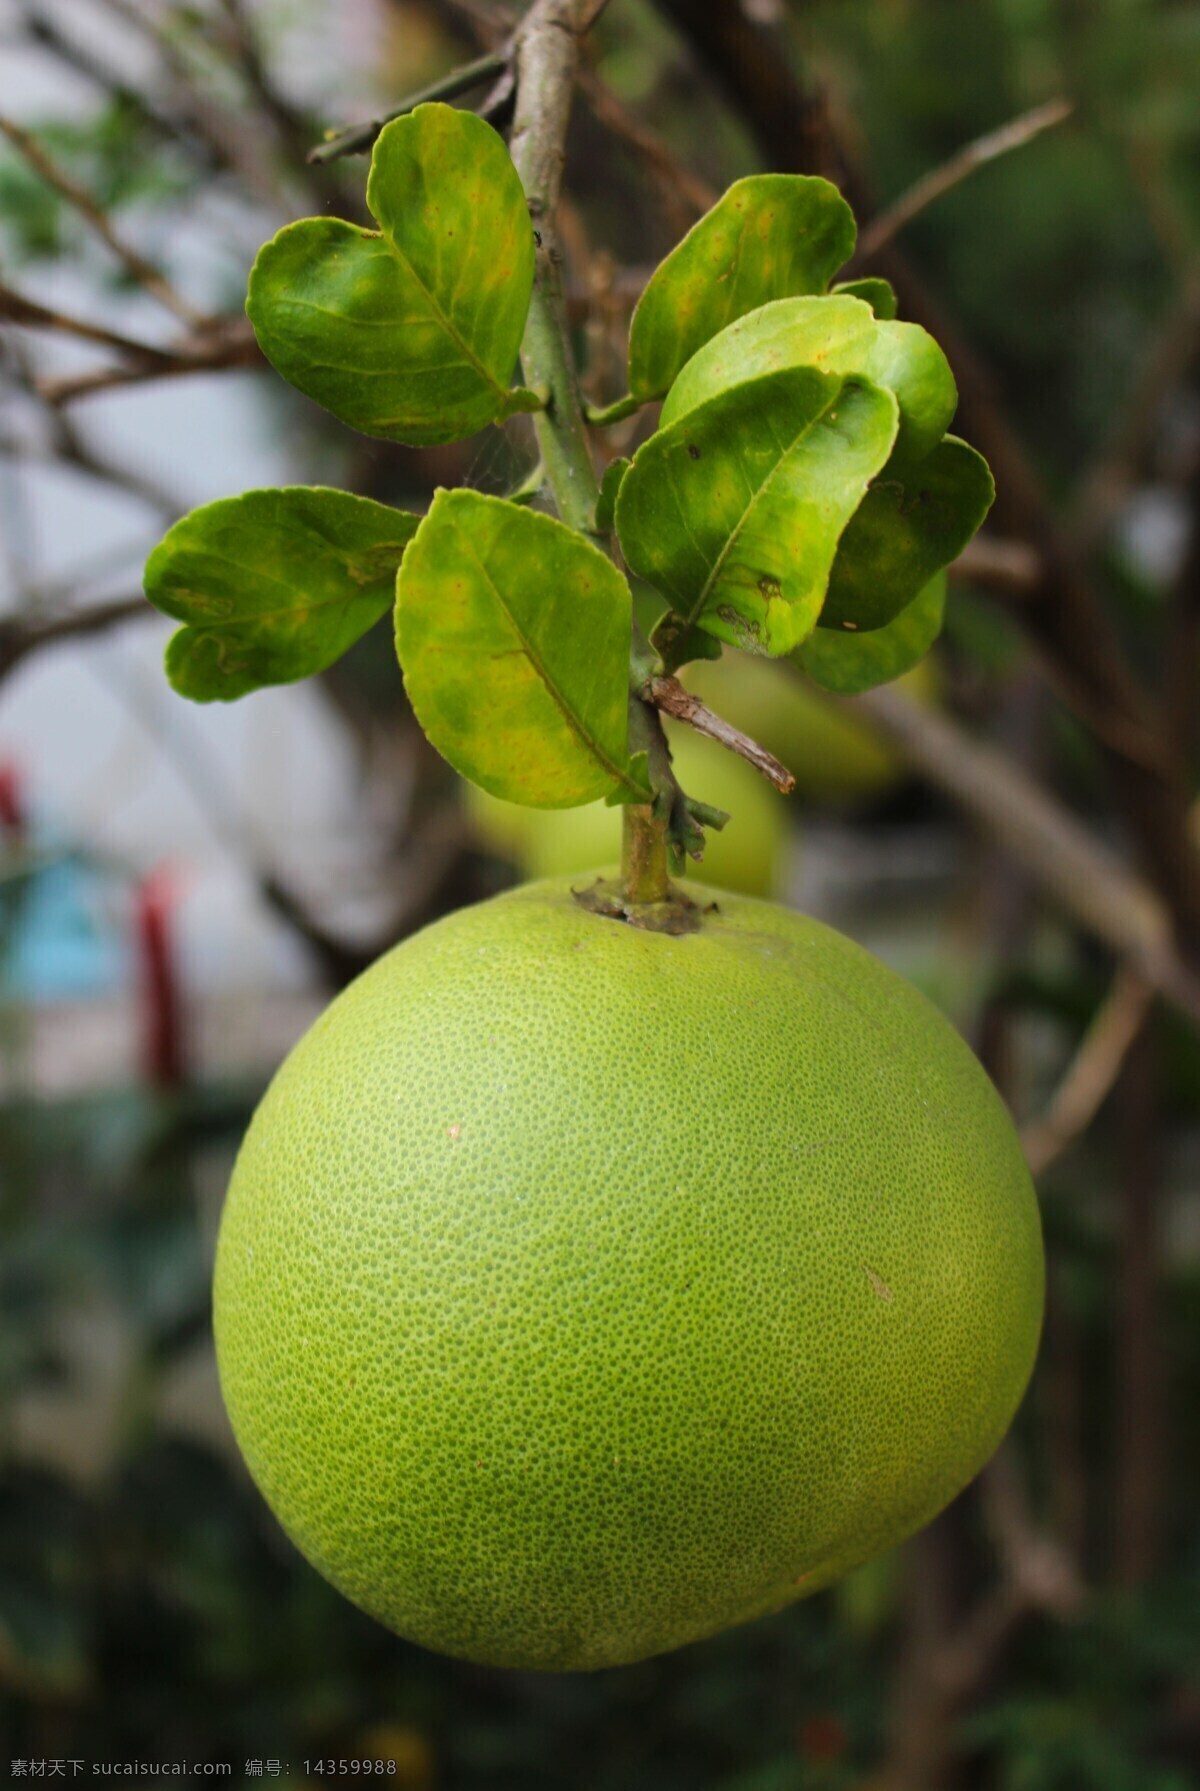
xmin=465 ymin=725 xmax=788 ymax=898
xmin=684 ymin=654 xmax=937 ymax=804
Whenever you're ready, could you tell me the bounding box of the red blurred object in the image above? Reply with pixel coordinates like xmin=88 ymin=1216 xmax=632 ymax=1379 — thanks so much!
xmin=797 ymin=1714 xmax=848 ymax=1763
xmin=135 ymin=863 xmax=187 ymax=1089
xmin=0 ymin=760 xmax=24 ymax=835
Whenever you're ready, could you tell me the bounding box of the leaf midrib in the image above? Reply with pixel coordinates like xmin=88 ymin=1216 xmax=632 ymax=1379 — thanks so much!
xmin=676 ymin=386 xmax=845 ymax=634
xmin=374 ymin=215 xmax=506 ymax=400
xmin=158 ymin=541 xmax=406 ymax=624
xmin=451 ymin=519 xmax=640 ymax=796
xmin=175 ymin=586 xmax=391 ymax=634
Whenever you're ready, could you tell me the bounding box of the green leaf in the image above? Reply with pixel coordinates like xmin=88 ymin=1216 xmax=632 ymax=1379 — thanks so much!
xmin=651 ymin=616 xmax=724 ymax=666
xmin=144 ymin=487 xmax=420 ymax=702
xmin=796 ymin=570 xmax=947 ymax=694
xmin=630 ymin=579 xmax=722 ymax=667
xmin=819 ymin=437 xmax=995 ymax=632
xmin=595 ymin=457 xmax=630 ymax=534
xmin=833 ymin=276 xmax=898 ymax=319
xmin=615 ymin=366 xmax=898 ymax=658
xmin=246 ymin=103 xmax=535 ymax=445
xmin=604 ymin=750 xmax=650 ymax=806
xmin=395 ymin=490 xmax=646 ymax=807
xmin=627 ymin=174 xmax=856 ymax=402
xmin=661 ymin=294 xmax=956 ymax=465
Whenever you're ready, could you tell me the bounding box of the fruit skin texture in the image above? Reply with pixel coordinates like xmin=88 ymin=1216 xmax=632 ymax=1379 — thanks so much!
xmin=214 ymin=877 xmax=1043 ymax=1673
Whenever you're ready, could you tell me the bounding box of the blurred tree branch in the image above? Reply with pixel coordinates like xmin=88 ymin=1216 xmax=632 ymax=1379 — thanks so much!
xmin=952 ymin=533 xmax=1042 ymax=594
xmin=1021 ymin=969 xmax=1153 ymax=1177
xmin=0 ymin=368 xmax=180 ymax=516
xmin=34 ymin=320 xmax=263 ymax=406
xmin=1 ymin=281 xmax=181 ymax=365
xmin=87 ymin=0 xmax=313 ymax=210
xmin=863 ymin=1449 xmax=1083 ymax=1791
xmin=1 ymin=280 xmax=263 ymax=403
xmin=856 ymin=97 xmax=1073 ymax=260
xmin=215 ymin=0 xmax=325 ymax=175
xmin=0 ymin=114 xmax=209 ymax=327
xmin=0 ymin=594 xmax=147 ymax=681
xmin=850 ymin=680 xmax=1200 ymax=1028
xmin=1166 ymin=438 xmax=1200 ymax=767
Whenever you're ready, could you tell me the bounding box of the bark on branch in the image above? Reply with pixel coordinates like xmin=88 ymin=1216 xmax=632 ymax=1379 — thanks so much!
xmin=644 ymin=674 xmax=796 ymax=793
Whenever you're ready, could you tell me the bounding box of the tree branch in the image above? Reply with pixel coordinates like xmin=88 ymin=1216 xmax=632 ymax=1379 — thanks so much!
xmin=0 ymin=114 xmax=208 ymax=329
xmin=1113 ymin=1023 xmax=1165 ymax=1586
xmin=575 ymin=63 xmax=717 ymax=224
xmin=216 ymin=0 xmax=320 ymax=174
xmin=1021 ymin=969 xmax=1154 ymax=1177
xmin=506 ymin=0 xmax=694 ymax=906
xmin=644 ymin=674 xmax=795 ymax=793
xmin=508 ymin=0 xmax=600 ymax=536
xmin=856 ymin=99 xmax=1073 ymax=261
xmin=0 ymin=595 xmax=148 ymax=682
xmin=1068 ymin=263 xmax=1200 ymax=552
xmin=1 ymin=276 xmax=262 ymax=404
xmin=952 ymin=532 xmax=1043 ymax=594
xmin=85 ymin=0 xmax=302 ymax=211
xmin=34 ymin=321 xmax=263 ymax=405
xmin=863 ymin=1449 xmax=1082 ymax=1791
xmin=1 ymin=281 xmax=179 ymax=365
xmin=307 ymin=50 xmax=512 ymax=164
xmin=435 ymin=0 xmax=715 ymax=229
xmin=14 ymin=0 xmax=217 ymax=174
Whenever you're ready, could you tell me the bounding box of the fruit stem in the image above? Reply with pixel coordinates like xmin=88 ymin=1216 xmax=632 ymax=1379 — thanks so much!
xmin=621 ymin=802 xmax=670 ymax=905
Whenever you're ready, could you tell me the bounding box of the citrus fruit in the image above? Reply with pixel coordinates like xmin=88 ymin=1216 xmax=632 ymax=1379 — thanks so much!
xmin=464 ymin=724 xmax=788 ymax=898
xmin=684 ymin=654 xmax=938 ymax=803
xmin=214 ymin=876 xmax=1043 ymax=1672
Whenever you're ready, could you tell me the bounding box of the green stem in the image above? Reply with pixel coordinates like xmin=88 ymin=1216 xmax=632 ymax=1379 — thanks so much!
xmin=621 ymin=804 xmax=670 ymax=903
xmin=622 ymin=691 xmax=671 ymax=900
xmin=506 ymin=460 xmax=548 ymax=505
xmin=308 ymin=52 xmax=509 ymax=164
xmin=509 ymin=0 xmax=675 ymax=899
xmin=509 ymin=0 xmax=600 ymax=537
xmin=585 ymin=393 xmax=643 ymax=427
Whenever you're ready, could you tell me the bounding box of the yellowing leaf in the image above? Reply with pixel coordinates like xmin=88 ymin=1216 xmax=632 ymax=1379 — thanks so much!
xmin=145 ymin=487 xmax=420 ymax=701
xmin=628 ymin=175 xmax=856 ymax=402
xmin=616 ymin=368 xmax=898 ymax=658
xmin=662 ymin=294 xmax=956 ymax=467
xmin=246 ymin=105 xmax=536 ymax=445
xmin=395 ymin=491 xmax=646 ymax=807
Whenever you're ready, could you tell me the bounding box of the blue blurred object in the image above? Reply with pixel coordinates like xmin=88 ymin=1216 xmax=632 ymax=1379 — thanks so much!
xmin=0 ymin=841 xmax=127 ymax=1002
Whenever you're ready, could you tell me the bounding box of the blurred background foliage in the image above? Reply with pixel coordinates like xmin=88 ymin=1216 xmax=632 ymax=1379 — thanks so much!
xmin=2 ymin=1 xmax=1200 ymax=1787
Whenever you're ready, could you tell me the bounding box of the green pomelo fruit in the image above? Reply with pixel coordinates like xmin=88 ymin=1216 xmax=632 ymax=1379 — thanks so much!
xmin=464 ymin=725 xmax=787 ymax=898
xmin=214 ymin=877 xmax=1043 ymax=1673
xmin=684 ymin=654 xmax=937 ymax=803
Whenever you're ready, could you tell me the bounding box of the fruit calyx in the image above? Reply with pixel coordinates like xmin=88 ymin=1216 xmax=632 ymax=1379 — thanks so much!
xmin=571 ymin=876 xmax=711 ymax=935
